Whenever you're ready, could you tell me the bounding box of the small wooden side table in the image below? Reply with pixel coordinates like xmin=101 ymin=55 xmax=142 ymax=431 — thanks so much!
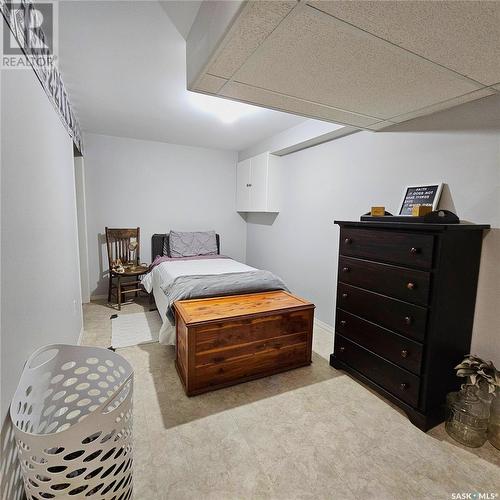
xmin=111 ymin=264 xmax=149 ymax=310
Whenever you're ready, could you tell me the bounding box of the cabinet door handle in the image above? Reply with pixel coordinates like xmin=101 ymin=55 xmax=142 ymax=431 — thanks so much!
xmin=404 ymin=316 xmax=413 ymax=325
xmin=344 ymin=238 xmax=352 ymax=245
xmin=409 ymin=247 xmax=420 ymax=255
xmin=341 ymin=293 xmax=348 ymax=299
xmin=401 ymin=349 xmax=409 ymax=358
xmin=400 ymin=383 xmax=408 ymax=391
xmin=407 ymin=282 xmax=416 ymax=290
xmin=342 ymin=267 xmax=350 ymax=273
xmin=340 ymin=320 xmax=347 ymax=327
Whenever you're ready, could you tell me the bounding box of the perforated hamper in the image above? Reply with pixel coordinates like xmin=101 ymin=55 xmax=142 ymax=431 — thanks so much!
xmin=10 ymin=344 xmax=134 ymax=499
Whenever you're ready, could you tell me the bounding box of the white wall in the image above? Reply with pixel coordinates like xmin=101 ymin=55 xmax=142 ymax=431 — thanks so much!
xmin=0 ymin=31 xmax=3 ymax=427
xmin=74 ymin=157 xmax=91 ymax=303
xmin=245 ymin=112 xmax=500 ymax=364
xmin=83 ymin=133 xmax=246 ymax=296
xmin=1 ymin=70 xmax=83 ymax=419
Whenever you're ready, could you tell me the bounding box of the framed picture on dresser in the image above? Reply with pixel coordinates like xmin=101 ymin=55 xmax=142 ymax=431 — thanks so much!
xmin=398 ymin=183 xmax=443 ymax=216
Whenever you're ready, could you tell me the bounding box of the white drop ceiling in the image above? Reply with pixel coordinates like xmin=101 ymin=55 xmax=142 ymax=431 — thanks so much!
xmin=187 ymin=0 xmax=500 ymax=130
xmin=57 ymin=0 xmax=308 ymax=152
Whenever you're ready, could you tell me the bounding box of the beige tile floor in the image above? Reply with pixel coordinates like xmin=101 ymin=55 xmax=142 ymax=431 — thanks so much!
xmin=82 ymin=298 xmax=500 ymax=499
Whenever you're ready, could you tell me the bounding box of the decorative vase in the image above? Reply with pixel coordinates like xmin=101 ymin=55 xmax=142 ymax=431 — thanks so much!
xmin=487 ymin=389 xmax=500 ymax=450
xmin=445 ymin=384 xmax=491 ymax=448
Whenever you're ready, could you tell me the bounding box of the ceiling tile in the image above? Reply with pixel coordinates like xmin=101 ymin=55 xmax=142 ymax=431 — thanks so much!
xmin=369 ymin=121 xmax=396 ymax=131
xmin=309 ymin=0 xmax=500 ymax=86
xmin=231 ymin=6 xmax=481 ymax=120
xmin=219 ymin=81 xmax=380 ymax=128
xmin=389 ymin=88 xmax=497 ymax=124
xmin=194 ymin=74 xmax=227 ymax=93
xmin=208 ymin=1 xmax=297 ymax=79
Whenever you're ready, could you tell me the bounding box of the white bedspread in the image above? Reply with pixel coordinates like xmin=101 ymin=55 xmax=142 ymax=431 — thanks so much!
xmin=141 ymin=258 xmax=257 ymax=345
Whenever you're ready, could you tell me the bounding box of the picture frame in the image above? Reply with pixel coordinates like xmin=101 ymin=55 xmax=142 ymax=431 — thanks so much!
xmin=398 ymin=183 xmax=443 ymax=216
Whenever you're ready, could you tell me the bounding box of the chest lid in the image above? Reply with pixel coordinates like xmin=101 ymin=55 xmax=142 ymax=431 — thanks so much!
xmin=174 ymin=290 xmax=314 ymax=325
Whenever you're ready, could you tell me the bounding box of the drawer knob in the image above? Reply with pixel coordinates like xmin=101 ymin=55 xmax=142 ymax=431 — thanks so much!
xmin=407 ymin=282 xmax=416 ymax=290
xmin=341 ymin=293 xmax=348 ymax=299
xmin=340 ymin=320 xmax=347 ymax=327
xmin=401 ymin=349 xmax=409 ymax=358
xmin=339 ymin=346 xmax=345 ymax=353
xmin=342 ymin=267 xmax=350 ymax=273
xmin=400 ymin=383 xmax=408 ymax=391
xmin=344 ymin=238 xmax=352 ymax=245
xmin=404 ymin=316 xmax=413 ymax=325
xmin=409 ymin=247 xmax=420 ymax=255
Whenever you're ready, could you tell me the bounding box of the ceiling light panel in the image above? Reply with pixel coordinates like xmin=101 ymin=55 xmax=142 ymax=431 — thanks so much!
xmin=188 ymin=91 xmax=260 ymax=123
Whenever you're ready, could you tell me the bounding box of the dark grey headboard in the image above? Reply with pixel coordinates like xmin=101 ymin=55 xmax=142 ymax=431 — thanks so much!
xmin=151 ymin=233 xmax=220 ymax=261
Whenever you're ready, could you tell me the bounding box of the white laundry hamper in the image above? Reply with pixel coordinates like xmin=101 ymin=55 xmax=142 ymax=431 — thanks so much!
xmin=10 ymin=344 xmax=134 ymax=499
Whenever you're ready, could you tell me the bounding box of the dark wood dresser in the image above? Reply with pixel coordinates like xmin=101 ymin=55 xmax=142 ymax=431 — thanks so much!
xmin=330 ymin=221 xmax=489 ymax=431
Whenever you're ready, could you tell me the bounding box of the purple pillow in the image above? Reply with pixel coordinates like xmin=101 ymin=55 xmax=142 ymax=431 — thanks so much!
xmin=169 ymin=230 xmax=218 ymax=258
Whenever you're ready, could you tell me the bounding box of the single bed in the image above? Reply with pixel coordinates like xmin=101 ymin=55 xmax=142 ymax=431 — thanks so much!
xmin=141 ymin=232 xmax=314 ymax=395
xmin=141 ymin=233 xmax=289 ymax=345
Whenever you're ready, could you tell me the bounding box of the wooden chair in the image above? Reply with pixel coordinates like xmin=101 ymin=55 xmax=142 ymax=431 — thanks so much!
xmin=105 ymin=227 xmax=148 ymax=310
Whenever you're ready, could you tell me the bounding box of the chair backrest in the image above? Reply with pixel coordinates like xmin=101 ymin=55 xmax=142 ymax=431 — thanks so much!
xmin=105 ymin=228 xmax=140 ymax=268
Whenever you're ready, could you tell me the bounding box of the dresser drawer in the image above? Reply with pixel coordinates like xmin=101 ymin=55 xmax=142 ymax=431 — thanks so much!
xmin=334 ymin=334 xmax=420 ymax=407
xmin=337 ymin=283 xmax=427 ymax=341
xmin=340 ymin=228 xmax=434 ymax=269
xmin=336 ymin=310 xmax=423 ymax=374
xmin=338 ymin=256 xmax=431 ymax=306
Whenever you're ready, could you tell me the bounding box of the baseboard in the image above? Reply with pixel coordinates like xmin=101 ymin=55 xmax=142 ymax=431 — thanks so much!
xmin=77 ymin=326 xmax=84 ymax=346
xmin=90 ymin=294 xmax=107 ymax=300
xmin=314 ymin=318 xmax=334 ymax=334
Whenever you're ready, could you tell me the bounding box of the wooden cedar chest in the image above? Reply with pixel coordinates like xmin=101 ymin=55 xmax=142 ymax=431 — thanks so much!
xmin=173 ymin=291 xmax=315 ymax=396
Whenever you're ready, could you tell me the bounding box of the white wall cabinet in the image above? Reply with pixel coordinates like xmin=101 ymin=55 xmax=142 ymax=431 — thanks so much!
xmin=236 ymin=152 xmax=281 ymax=212
xmin=236 ymin=158 xmax=251 ymax=211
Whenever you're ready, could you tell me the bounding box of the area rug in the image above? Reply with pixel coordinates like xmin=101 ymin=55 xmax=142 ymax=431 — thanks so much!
xmin=111 ymin=311 xmax=162 ymax=348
